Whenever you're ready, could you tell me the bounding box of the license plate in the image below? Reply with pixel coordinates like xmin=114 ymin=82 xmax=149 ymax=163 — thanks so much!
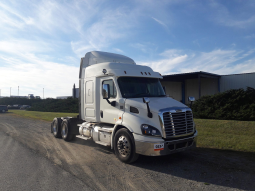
xmin=154 ymin=143 xmax=164 ymax=151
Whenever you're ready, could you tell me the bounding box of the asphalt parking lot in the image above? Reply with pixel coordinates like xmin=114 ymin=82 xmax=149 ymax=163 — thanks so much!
xmin=0 ymin=113 xmax=255 ymax=191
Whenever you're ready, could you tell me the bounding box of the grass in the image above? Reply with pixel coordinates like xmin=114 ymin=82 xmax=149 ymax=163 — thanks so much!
xmin=7 ymin=110 xmax=255 ymax=153
xmin=10 ymin=109 xmax=78 ymax=122
xmin=194 ymin=118 xmax=255 ymax=153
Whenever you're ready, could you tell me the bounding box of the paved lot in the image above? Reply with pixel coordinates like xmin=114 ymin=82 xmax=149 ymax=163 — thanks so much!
xmin=0 ymin=112 xmax=255 ymax=190
xmin=0 ymin=131 xmax=90 ymax=191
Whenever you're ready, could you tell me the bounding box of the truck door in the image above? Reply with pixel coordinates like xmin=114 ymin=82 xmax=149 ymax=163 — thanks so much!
xmin=84 ymin=78 xmax=96 ymax=122
xmin=100 ymin=77 xmax=119 ymax=124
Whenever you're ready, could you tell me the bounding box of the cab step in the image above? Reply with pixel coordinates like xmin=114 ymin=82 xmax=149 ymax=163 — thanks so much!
xmin=95 ymin=141 xmax=110 ymax=146
xmin=76 ymin=135 xmax=91 ymax=140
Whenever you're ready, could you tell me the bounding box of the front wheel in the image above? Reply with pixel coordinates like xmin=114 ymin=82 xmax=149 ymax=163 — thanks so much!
xmin=114 ymin=128 xmax=139 ymax=163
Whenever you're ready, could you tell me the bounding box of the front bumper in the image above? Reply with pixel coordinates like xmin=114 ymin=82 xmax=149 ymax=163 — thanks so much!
xmin=134 ymin=130 xmax=197 ymax=156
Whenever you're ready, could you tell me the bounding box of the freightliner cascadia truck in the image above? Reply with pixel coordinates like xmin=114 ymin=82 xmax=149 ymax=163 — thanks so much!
xmin=51 ymin=51 xmax=197 ymax=163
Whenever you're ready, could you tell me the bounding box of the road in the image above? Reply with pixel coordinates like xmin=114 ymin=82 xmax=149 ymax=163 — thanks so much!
xmin=0 ymin=112 xmax=255 ymax=191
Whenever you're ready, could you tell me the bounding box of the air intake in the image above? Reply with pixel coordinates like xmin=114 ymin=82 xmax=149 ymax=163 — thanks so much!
xmin=130 ymin=106 xmax=139 ymax=114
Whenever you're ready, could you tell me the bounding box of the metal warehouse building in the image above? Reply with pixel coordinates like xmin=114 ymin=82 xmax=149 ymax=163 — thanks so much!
xmin=72 ymin=71 xmax=255 ymax=102
xmin=161 ymin=71 xmax=255 ymax=104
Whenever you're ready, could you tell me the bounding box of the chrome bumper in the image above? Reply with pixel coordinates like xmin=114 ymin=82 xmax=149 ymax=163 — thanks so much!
xmin=135 ymin=130 xmax=197 ymax=156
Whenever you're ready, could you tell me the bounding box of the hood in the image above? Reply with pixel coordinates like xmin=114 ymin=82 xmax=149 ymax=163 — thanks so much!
xmin=125 ymin=97 xmax=188 ymax=113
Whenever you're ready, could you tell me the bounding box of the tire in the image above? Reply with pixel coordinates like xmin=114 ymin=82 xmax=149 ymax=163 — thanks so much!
xmin=61 ymin=119 xmax=75 ymax=142
xmin=114 ymin=128 xmax=139 ymax=163
xmin=50 ymin=122 xmax=53 ymax=133
xmin=52 ymin=118 xmax=62 ymax=138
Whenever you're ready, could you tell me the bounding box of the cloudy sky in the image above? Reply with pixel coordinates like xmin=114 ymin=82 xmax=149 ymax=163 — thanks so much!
xmin=0 ymin=0 xmax=255 ymax=98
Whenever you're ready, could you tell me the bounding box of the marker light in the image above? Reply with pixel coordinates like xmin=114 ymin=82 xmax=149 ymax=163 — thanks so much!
xmin=102 ymin=69 xmax=107 ymax=74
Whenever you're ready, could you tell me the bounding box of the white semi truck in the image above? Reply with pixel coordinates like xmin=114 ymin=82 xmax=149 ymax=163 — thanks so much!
xmin=51 ymin=51 xmax=197 ymax=163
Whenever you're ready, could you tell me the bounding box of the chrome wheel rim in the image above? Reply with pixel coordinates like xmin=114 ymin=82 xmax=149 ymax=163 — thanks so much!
xmin=62 ymin=124 xmax=67 ymax=138
xmin=53 ymin=123 xmax=57 ymax=135
xmin=117 ymin=136 xmax=131 ymax=157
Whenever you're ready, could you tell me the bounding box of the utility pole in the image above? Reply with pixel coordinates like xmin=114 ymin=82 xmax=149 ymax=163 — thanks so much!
xmin=10 ymin=87 xmax=11 ymax=97
xmin=43 ymin=88 xmax=44 ymax=99
xmin=18 ymin=86 xmax=19 ymax=97
xmin=0 ymin=89 xmax=1 ymax=98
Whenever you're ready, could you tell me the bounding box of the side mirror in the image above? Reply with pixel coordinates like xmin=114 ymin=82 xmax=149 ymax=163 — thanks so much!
xmin=143 ymin=97 xmax=152 ymax=118
xmin=188 ymin=96 xmax=195 ymax=108
xmin=188 ymin=96 xmax=195 ymax=102
xmin=102 ymin=84 xmax=110 ymax=99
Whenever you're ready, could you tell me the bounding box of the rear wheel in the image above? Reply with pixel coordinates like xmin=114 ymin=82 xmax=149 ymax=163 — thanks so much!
xmin=114 ymin=128 xmax=139 ymax=163
xmin=52 ymin=118 xmax=62 ymax=138
xmin=61 ymin=119 xmax=75 ymax=142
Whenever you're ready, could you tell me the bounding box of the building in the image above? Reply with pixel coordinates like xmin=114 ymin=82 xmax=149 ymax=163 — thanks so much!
xmin=72 ymin=84 xmax=79 ymax=98
xmin=71 ymin=71 xmax=255 ymax=104
xmin=220 ymin=72 xmax=255 ymax=92
xmin=161 ymin=71 xmax=255 ymax=104
xmin=10 ymin=95 xmax=29 ymax=98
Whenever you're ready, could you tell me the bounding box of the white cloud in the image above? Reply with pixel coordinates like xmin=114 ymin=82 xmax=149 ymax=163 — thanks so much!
xmin=0 ymin=0 xmax=255 ymax=98
xmin=113 ymin=48 xmax=124 ymax=53
xmin=130 ymin=43 xmax=148 ymax=53
xmin=0 ymin=40 xmax=51 ymax=54
xmin=0 ymin=1 xmax=35 ymax=28
xmin=245 ymin=34 xmax=255 ymax=39
xmin=0 ymin=0 xmax=142 ymax=97
xmin=219 ymin=15 xmax=255 ymax=28
xmin=139 ymin=49 xmax=188 ymax=74
xmin=71 ymin=41 xmax=96 ymax=58
xmin=209 ymin=1 xmax=255 ymax=28
xmin=160 ymin=49 xmax=183 ymax=58
xmin=0 ymin=38 xmax=79 ymax=98
xmin=139 ymin=48 xmax=255 ymax=75
xmin=0 ymin=54 xmax=79 ymax=98
xmin=130 ymin=42 xmax=158 ymax=54
xmin=151 ymin=17 xmax=168 ymax=28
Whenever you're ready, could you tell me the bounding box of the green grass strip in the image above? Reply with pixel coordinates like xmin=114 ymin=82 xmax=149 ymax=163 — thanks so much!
xmin=195 ymin=118 xmax=255 ymax=153
xmin=10 ymin=110 xmax=78 ymax=122
xmin=8 ymin=110 xmax=255 ymax=153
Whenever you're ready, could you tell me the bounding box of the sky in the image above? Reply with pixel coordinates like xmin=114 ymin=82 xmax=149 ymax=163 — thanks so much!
xmin=0 ymin=0 xmax=255 ymax=98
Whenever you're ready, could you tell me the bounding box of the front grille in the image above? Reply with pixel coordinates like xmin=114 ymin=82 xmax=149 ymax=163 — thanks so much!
xmin=162 ymin=111 xmax=193 ymax=138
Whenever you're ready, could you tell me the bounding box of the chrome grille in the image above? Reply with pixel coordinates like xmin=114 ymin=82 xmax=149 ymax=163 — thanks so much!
xmin=162 ymin=110 xmax=194 ymax=138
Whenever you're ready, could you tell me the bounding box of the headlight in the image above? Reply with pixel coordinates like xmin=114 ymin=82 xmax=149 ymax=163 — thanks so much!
xmin=141 ymin=124 xmax=161 ymax=137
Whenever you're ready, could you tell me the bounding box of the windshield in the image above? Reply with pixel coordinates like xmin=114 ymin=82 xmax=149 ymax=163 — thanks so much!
xmin=117 ymin=77 xmax=165 ymax=98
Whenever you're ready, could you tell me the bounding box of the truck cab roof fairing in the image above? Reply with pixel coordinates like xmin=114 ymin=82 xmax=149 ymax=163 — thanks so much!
xmin=79 ymin=51 xmax=136 ymax=78
xmin=84 ymin=62 xmax=162 ymax=79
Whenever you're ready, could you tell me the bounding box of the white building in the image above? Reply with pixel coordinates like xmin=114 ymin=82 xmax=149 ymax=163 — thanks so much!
xmin=161 ymin=71 xmax=255 ymax=104
xmin=71 ymin=71 xmax=255 ymax=104
xmin=220 ymin=72 xmax=255 ymax=92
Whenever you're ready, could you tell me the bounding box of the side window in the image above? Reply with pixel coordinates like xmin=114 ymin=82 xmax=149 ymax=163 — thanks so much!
xmin=102 ymin=79 xmax=117 ymax=98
